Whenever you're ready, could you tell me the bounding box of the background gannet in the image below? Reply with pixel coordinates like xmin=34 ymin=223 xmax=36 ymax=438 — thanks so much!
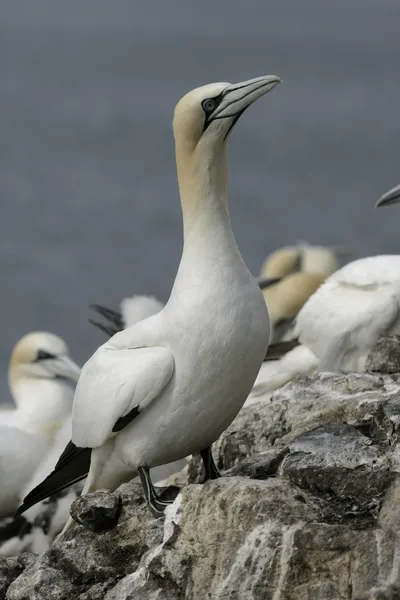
xmin=260 ymin=243 xmax=346 ymax=343
xmin=90 ymin=294 xmax=165 ymax=337
xmin=260 ymin=242 xmax=349 ymax=280
xmin=250 ymin=243 xmax=350 ymax=396
xmin=18 ymin=74 xmax=281 ymax=528
xmin=0 ymin=332 xmax=80 ymax=517
xmin=292 ymin=254 xmax=400 ymax=372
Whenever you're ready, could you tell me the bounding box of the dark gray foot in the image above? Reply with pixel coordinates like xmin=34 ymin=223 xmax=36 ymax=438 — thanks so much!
xmin=138 ymin=467 xmax=175 ymax=518
xmin=200 ymin=447 xmax=221 ymax=482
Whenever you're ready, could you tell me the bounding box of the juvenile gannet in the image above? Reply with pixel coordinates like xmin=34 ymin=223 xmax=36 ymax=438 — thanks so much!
xmin=18 ymin=75 xmax=281 ymax=527
xmin=0 ymin=332 xmax=80 ymax=517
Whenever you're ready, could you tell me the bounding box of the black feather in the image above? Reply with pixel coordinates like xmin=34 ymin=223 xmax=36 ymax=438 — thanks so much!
xmin=264 ymin=339 xmax=300 ymax=361
xmin=16 ymin=441 xmax=91 ymax=516
xmin=112 ymin=406 xmax=140 ymax=432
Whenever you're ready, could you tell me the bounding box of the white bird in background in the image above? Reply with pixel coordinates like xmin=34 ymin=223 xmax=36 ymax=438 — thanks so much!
xmin=0 ymin=332 xmax=80 ymax=517
xmin=89 ymin=295 xmax=165 ymax=338
xmin=285 ymin=183 xmax=400 ymax=374
xmin=260 ymin=241 xmax=348 ymax=280
xmin=260 ymin=242 xmax=347 ymax=343
xmin=251 ymin=244 xmax=350 ymax=398
xmin=18 ymin=75 xmax=281 ymax=531
xmin=294 ymin=254 xmax=400 ymax=373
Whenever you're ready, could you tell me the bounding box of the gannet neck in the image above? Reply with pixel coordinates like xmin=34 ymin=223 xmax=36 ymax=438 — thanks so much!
xmin=176 ymin=139 xmax=229 ymax=244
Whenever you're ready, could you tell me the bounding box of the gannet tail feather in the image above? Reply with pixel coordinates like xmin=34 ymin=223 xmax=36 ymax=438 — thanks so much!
xmin=264 ymin=339 xmax=300 ymax=361
xmin=89 ymin=304 xmax=124 ymax=336
xmin=88 ymin=318 xmax=119 ymax=337
xmin=90 ymin=305 xmax=123 ymax=326
xmin=16 ymin=441 xmax=91 ymax=516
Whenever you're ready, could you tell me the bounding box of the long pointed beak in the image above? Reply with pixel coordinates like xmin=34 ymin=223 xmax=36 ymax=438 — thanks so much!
xmin=211 ymin=75 xmax=282 ymax=122
xmin=43 ymin=355 xmax=81 ymax=383
xmin=375 ymin=183 xmax=400 ymax=208
xmin=257 ymin=276 xmax=282 ymax=290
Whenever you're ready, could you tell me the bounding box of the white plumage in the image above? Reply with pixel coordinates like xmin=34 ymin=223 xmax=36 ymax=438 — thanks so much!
xmin=121 ymin=295 xmax=164 ymax=328
xmin=295 ymin=255 xmax=400 ymax=372
xmin=19 ymin=75 xmax=280 ymax=529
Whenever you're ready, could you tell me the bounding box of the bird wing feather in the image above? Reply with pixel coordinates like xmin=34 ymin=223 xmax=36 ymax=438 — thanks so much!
xmin=72 ymin=345 xmax=174 ymax=448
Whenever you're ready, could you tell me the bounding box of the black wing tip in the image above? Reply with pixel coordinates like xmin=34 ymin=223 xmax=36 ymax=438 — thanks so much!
xmin=16 ymin=442 xmax=92 ymax=516
xmin=88 ymin=318 xmax=119 ymax=337
xmin=88 ymin=304 xmax=124 ymax=336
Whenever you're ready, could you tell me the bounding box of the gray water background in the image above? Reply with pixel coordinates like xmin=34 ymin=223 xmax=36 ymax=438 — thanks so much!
xmin=1 ymin=0 xmax=400 ymax=402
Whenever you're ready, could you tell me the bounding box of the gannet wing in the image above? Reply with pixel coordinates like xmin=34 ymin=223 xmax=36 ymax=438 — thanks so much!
xmin=73 ymin=345 xmax=174 ymax=448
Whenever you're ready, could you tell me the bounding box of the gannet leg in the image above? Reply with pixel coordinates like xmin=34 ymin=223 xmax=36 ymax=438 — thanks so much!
xmin=138 ymin=466 xmax=177 ymax=518
xmin=200 ymin=447 xmax=221 ymax=481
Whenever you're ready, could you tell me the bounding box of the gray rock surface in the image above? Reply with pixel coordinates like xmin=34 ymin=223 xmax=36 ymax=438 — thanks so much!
xmin=70 ymin=489 xmax=122 ymax=532
xmin=5 ymin=338 xmax=400 ymax=599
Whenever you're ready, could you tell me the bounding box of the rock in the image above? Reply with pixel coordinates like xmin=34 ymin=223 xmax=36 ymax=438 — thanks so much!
xmin=70 ymin=490 xmax=122 ymax=532
xmin=7 ymin=363 xmax=400 ymax=599
xmin=279 ymin=423 xmax=392 ymax=525
xmin=355 ymin=584 xmax=400 ymax=599
xmin=366 ymin=335 xmax=400 ymax=374
xmin=0 ymin=554 xmax=35 ymax=598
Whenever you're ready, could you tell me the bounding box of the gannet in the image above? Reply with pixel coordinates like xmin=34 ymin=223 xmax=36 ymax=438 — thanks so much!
xmin=291 ymin=252 xmax=400 ymax=372
xmin=290 ymin=188 xmax=400 ymax=374
xmin=0 ymin=332 xmax=80 ymax=517
xmin=260 ymin=242 xmax=348 ymax=279
xmin=260 ymin=243 xmax=345 ymax=343
xmin=18 ymin=75 xmax=281 ymax=528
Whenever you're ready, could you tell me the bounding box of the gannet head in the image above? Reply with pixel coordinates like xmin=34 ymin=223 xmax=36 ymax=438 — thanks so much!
xmin=261 ymin=243 xmax=344 ymax=279
xmin=173 ymin=75 xmax=281 ymax=151
xmin=8 ymin=332 xmax=81 ymax=395
xmin=375 ymin=183 xmax=400 ymax=208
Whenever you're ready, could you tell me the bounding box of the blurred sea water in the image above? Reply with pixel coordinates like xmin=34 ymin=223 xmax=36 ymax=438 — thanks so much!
xmin=1 ymin=0 xmax=400 ymax=402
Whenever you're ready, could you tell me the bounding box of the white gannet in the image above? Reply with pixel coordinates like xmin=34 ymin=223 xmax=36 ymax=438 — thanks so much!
xmin=292 ymin=253 xmax=400 ymax=372
xmin=0 ymin=332 xmax=80 ymax=517
xmin=18 ymin=75 xmax=281 ymax=529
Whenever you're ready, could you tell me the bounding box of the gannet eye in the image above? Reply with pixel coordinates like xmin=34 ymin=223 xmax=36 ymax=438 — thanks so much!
xmin=202 ymin=98 xmax=217 ymax=113
xmin=35 ymin=349 xmax=56 ymax=362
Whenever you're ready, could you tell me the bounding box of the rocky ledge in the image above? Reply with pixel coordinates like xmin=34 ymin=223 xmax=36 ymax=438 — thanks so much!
xmin=4 ymin=337 xmax=400 ymax=599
